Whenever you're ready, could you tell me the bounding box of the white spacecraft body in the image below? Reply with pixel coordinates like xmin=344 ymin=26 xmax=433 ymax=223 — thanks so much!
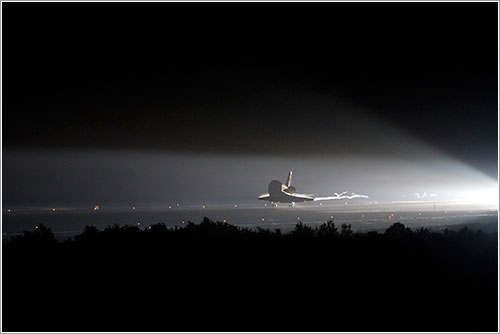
xmin=258 ymin=171 xmax=369 ymax=207
xmin=258 ymin=171 xmax=314 ymax=206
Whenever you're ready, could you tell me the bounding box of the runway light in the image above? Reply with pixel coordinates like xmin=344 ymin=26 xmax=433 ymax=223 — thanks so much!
xmin=457 ymin=186 xmax=499 ymax=206
xmin=182 ymin=220 xmax=185 ymax=224
xmin=297 ymin=217 xmax=300 ymax=220
xmin=35 ymin=225 xmax=39 ymax=229
xmin=330 ymin=215 xmax=334 ymax=219
xmin=234 ymin=204 xmax=238 ymax=208
xmin=344 ymin=202 xmax=348 ymax=206
xmin=391 ymin=213 xmax=394 ymax=217
xmin=168 ymin=205 xmax=172 ymax=209
xmin=319 ymin=202 xmax=323 ymax=206
xmin=261 ymin=218 xmax=265 ymax=222
xmin=418 ymin=212 xmax=422 ymax=216
xmin=361 ymin=214 xmax=365 ymax=218
xmin=137 ymin=222 xmax=141 ymax=226
xmin=132 ymin=206 xmax=136 ymax=210
xmin=223 ymin=219 xmax=227 ymax=223
xmin=7 ymin=209 xmax=12 ymax=213
xmin=52 ymin=208 xmax=56 ymax=212
xmin=202 ymin=205 xmax=206 ymax=209
xmin=176 ymin=203 xmax=179 ymax=206
xmin=94 ymin=205 xmax=100 ymax=211
xmin=388 ymin=216 xmax=392 ymax=221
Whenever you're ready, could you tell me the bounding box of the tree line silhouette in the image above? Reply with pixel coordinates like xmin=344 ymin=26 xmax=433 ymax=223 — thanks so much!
xmin=3 ymin=218 xmax=498 ymax=332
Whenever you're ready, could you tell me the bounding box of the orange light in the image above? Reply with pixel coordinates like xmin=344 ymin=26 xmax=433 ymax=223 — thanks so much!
xmin=388 ymin=216 xmax=392 ymax=221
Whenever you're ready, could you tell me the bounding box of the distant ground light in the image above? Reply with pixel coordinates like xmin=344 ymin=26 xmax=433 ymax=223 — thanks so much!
xmin=3 ymin=204 xmax=498 ymax=241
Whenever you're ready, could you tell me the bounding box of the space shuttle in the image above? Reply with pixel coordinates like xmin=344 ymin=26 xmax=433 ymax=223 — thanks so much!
xmin=258 ymin=171 xmax=314 ymax=207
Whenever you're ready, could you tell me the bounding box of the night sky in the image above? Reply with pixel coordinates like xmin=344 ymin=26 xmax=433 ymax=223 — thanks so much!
xmin=2 ymin=2 xmax=498 ymax=206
